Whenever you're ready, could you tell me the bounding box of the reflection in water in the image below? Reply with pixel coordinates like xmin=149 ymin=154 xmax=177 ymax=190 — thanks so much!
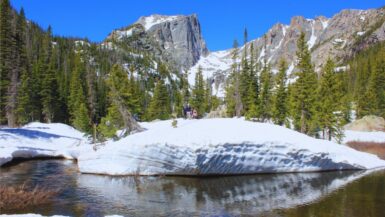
xmin=0 ymin=160 xmax=384 ymax=217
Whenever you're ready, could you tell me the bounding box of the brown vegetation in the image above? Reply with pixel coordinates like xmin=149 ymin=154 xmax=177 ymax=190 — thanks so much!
xmin=347 ymin=141 xmax=385 ymax=160
xmin=0 ymin=184 xmax=58 ymax=211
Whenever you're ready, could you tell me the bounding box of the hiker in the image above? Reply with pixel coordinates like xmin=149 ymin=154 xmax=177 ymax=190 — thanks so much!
xmin=183 ymin=104 xmax=192 ymax=119
xmin=192 ymin=109 xmax=198 ymax=119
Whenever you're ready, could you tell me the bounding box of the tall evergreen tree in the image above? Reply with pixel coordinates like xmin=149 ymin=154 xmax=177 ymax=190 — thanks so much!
xmin=191 ymin=66 xmax=206 ymax=118
xmin=240 ymin=28 xmax=250 ymax=113
xmin=362 ymin=58 xmax=385 ymax=117
xmin=15 ymin=8 xmax=31 ymax=124
xmin=316 ymin=58 xmax=344 ymax=141
xmin=148 ymin=79 xmax=171 ymax=120
xmin=0 ymin=0 xmax=15 ymax=125
xmin=225 ymin=39 xmax=243 ymax=117
xmin=68 ymin=54 xmax=90 ymax=132
xmin=289 ymin=32 xmax=318 ymax=135
xmin=259 ymin=59 xmax=272 ymax=122
xmin=40 ymin=28 xmax=60 ymax=123
xmin=272 ymin=59 xmax=288 ymax=126
xmin=245 ymin=43 xmax=260 ymax=119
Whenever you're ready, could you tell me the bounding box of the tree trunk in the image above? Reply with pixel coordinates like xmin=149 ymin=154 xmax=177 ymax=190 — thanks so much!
xmin=113 ymin=97 xmax=144 ymax=134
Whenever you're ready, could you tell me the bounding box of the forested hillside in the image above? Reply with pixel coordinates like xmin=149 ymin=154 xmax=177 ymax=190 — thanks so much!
xmin=0 ymin=0 xmax=192 ymax=139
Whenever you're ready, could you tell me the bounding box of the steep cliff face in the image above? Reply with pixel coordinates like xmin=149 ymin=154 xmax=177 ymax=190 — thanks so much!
xmin=188 ymin=8 xmax=385 ymax=97
xmin=107 ymin=14 xmax=208 ymax=70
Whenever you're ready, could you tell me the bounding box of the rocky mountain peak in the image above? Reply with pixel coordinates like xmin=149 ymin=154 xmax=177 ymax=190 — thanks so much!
xmin=188 ymin=7 xmax=385 ymax=98
xmin=106 ymin=14 xmax=208 ymax=70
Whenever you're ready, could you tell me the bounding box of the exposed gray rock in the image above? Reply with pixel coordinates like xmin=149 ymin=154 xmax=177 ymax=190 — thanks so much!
xmin=107 ymin=14 xmax=208 ymax=71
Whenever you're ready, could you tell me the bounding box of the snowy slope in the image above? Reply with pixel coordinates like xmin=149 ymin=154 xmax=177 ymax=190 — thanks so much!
xmin=0 ymin=123 xmax=92 ymax=166
xmin=78 ymin=119 xmax=385 ymax=176
xmin=136 ymin=15 xmax=180 ymax=31
xmin=188 ymin=50 xmax=232 ymax=97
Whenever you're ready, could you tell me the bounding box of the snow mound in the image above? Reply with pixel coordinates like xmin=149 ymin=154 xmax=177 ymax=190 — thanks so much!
xmin=78 ymin=119 xmax=385 ymax=176
xmin=0 ymin=122 xmax=92 ymax=166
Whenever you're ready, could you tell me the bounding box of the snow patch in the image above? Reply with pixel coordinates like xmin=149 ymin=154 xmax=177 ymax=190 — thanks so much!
xmin=343 ymin=130 xmax=385 ymax=144
xmin=307 ymin=21 xmax=317 ymax=49
xmin=115 ymin=29 xmax=133 ymax=39
xmin=137 ymin=15 xmax=180 ymax=31
xmin=0 ymin=122 xmax=92 ymax=167
xmin=321 ymin=20 xmax=329 ymax=29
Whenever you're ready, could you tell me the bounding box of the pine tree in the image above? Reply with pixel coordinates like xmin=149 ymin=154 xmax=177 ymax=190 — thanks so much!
xmin=0 ymin=0 xmax=15 ymax=125
xmin=225 ymin=39 xmax=242 ymax=117
xmin=14 ymin=8 xmax=30 ymax=125
xmin=272 ymin=59 xmax=288 ymax=126
xmin=204 ymin=78 xmax=212 ymax=113
xmin=362 ymin=58 xmax=385 ymax=117
xmin=68 ymin=54 xmax=90 ymax=132
xmin=40 ymin=28 xmax=60 ymax=123
xmin=148 ymin=79 xmax=171 ymax=120
xmin=289 ymin=32 xmax=318 ymax=135
xmin=245 ymin=43 xmax=260 ymax=120
xmin=98 ymin=104 xmax=124 ymax=139
xmin=259 ymin=59 xmax=272 ymax=122
xmin=191 ymin=66 xmax=206 ymax=118
xmin=240 ymin=28 xmax=250 ymax=113
xmin=106 ymin=64 xmax=143 ymax=133
xmin=316 ymin=58 xmax=344 ymax=141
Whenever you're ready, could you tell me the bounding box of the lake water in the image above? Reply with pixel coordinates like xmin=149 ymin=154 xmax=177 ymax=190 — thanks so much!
xmin=0 ymin=160 xmax=384 ymax=217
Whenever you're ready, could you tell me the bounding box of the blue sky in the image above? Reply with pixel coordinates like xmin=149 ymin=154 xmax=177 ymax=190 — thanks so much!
xmin=11 ymin=0 xmax=385 ymax=51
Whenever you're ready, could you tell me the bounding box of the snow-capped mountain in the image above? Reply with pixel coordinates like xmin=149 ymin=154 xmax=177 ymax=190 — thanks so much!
xmin=188 ymin=8 xmax=385 ymax=96
xmin=104 ymin=7 xmax=385 ymax=97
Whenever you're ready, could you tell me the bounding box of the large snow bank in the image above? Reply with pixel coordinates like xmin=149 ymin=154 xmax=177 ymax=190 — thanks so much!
xmin=0 ymin=122 xmax=92 ymax=166
xmin=78 ymin=119 xmax=385 ymax=175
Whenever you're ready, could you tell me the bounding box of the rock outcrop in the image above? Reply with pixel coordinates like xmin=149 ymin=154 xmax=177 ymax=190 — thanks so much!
xmin=345 ymin=115 xmax=385 ymax=132
xmin=107 ymin=14 xmax=208 ymax=70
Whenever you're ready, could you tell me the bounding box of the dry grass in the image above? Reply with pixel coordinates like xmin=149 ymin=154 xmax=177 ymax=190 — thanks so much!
xmin=0 ymin=183 xmax=58 ymax=211
xmin=347 ymin=141 xmax=385 ymax=160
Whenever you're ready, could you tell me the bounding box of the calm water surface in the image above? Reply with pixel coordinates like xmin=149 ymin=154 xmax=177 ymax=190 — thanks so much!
xmin=0 ymin=160 xmax=384 ymax=217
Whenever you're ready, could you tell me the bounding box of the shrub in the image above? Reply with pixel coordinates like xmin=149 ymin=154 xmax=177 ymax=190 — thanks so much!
xmin=0 ymin=184 xmax=58 ymax=211
xmin=347 ymin=141 xmax=385 ymax=160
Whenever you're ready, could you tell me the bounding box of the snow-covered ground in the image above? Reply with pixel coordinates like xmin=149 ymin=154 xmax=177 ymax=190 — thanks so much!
xmin=0 ymin=122 xmax=92 ymax=166
xmin=2 ymin=119 xmax=385 ymax=176
xmin=78 ymin=118 xmax=385 ymax=176
xmin=343 ymin=130 xmax=385 ymax=144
